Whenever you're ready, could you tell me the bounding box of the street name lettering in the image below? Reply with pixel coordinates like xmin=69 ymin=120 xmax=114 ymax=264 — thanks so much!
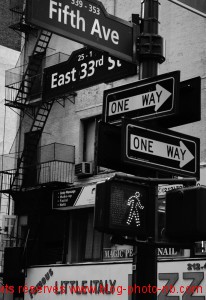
xmin=49 ymin=1 xmax=119 ymax=45
xmin=91 ymin=20 xmax=119 ymax=44
xmin=27 ymin=0 xmax=138 ymax=62
xmin=44 ymin=47 xmax=136 ymax=99
xmin=51 ymin=55 xmax=120 ymax=88
xmin=51 ymin=68 xmax=76 ymax=88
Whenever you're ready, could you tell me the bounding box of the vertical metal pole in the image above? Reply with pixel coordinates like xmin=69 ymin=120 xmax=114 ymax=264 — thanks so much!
xmin=134 ymin=186 xmax=158 ymax=300
xmin=141 ymin=0 xmax=159 ymax=79
xmin=134 ymin=1 xmax=160 ymax=300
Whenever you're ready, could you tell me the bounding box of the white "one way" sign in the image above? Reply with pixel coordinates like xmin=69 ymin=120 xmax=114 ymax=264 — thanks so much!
xmin=103 ymin=71 xmax=180 ymax=124
xmin=122 ymin=120 xmax=200 ymax=178
xmin=130 ymin=134 xmax=194 ymax=168
xmin=108 ymin=84 xmax=171 ymax=116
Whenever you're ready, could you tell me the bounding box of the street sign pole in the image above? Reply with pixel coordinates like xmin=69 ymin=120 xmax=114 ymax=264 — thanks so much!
xmin=134 ymin=1 xmax=159 ymax=300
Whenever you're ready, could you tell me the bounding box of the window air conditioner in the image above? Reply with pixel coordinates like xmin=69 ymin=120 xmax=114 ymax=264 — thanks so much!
xmin=75 ymin=162 xmax=93 ymax=177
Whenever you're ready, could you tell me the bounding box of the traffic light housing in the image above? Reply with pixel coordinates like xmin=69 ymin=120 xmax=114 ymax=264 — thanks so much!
xmin=165 ymin=186 xmax=206 ymax=241
xmin=94 ymin=177 xmax=155 ymax=238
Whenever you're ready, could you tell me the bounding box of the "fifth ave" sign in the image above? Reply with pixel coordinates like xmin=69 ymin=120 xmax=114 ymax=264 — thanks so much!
xmin=26 ymin=0 xmax=138 ymax=62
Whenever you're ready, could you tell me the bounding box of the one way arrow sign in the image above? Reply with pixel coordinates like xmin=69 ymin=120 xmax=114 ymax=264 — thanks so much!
xmin=108 ymin=84 xmax=171 ymax=117
xmin=122 ymin=119 xmax=200 ymax=178
xmin=130 ymin=135 xmax=194 ymax=168
xmin=103 ymin=71 xmax=180 ymax=124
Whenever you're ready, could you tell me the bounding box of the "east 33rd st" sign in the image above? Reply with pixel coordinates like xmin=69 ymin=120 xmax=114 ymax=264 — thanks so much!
xmin=43 ymin=47 xmax=137 ymax=100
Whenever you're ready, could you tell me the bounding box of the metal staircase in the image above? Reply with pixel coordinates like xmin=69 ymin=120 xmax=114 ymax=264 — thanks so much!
xmin=6 ymin=28 xmax=53 ymax=191
xmin=4 ymin=1 xmax=54 ymax=191
xmin=2 ymin=0 xmax=76 ymax=192
xmin=11 ymin=100 xmax=55 ymax=191
xmin=5 ymin=30 xmax=52 ymax=109
xmin=9 ymin=0 xmax=31 ymax=33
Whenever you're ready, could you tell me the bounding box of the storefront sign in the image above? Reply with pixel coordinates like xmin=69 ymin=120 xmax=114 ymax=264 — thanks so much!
xmin=158 ymin=184 xmax=183 ymax=196
xmin=24 ymin=260 xmax=206 ymax=299
xmin=157 ymin=248 xmax=183 ymax=257
xmin=158 ymin=260 xmax=206 ymax=298
xmin=103 ymin=247 xmax=185 ymax=261
xmin=52 ymin=184 xmax=96 ymax=209
xmin=103 ymin=248 xmax=133 ymax=260
xmin=25 ymin=263 xmax=132 ymax=300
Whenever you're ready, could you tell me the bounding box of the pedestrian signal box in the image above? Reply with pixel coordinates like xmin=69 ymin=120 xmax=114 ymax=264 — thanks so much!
xmin=165 ymin=186 xmax=206 ymax=241
xmin=94 ymin=177 xmax=155 ymax=238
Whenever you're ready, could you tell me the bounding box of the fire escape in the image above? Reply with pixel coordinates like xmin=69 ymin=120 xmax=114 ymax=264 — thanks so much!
xmin=0 ymin=0 xmax=76 ymax=278
xmin=0 ymin=0 xmax=75 ymax=193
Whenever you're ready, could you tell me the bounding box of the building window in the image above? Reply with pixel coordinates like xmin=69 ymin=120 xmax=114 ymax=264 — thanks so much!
xmin=82 ymin=116 xmax=101 ymax=163
xmin=23 ymin=131 xmax=41 ymax=187
xmin=17 ymin=215 xmax=28 ymax=247
xmin=67 ymin=208 xmax=101 ymax=262
xmin=67 ymin=208 xmax=113 ymax=263
xmin=2 ymin=215 xmax=17 ymax=236
xmin=26 ymin=212 xmax=67 ymax=266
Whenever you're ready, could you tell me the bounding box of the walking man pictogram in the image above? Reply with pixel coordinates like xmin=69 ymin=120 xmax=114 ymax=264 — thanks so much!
xmin=126 ymin=191 xmax=144 ymax=227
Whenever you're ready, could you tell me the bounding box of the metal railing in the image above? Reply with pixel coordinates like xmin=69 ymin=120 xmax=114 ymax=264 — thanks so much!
xmin=5 ymin=52 xmax=70 ymax=104
xmin=0 ymin=161 xmax=75 ymax=192
xmin=0 ymin=170 xmax=17 ymax=192
xmin=37 ymin=160 xmax=75 ymax=185
xmin=0 ymin=143 xmax=75 ymax=192
xmin=5 ymin=52 xmax=69 ymax=88
xmin=9 ymin=0 xmax=25 ymax=14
